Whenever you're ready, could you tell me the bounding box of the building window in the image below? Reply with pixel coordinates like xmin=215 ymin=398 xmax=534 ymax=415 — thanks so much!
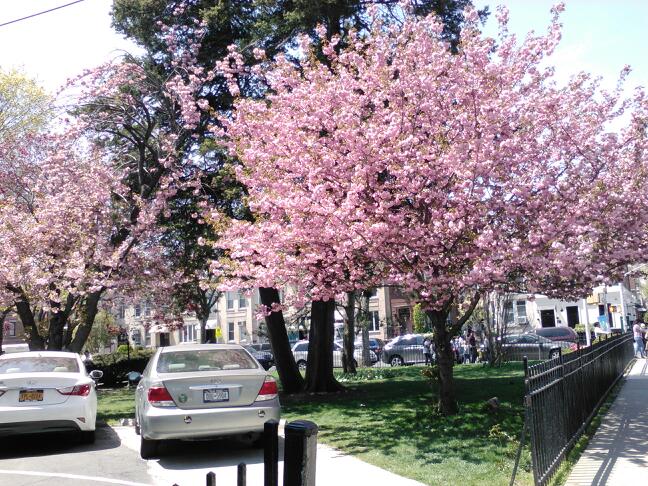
xmin=182 ymin=325 xmax=196 ymax=343
xmin=131 ymin=329 xmax=142 ymax=345
xmin=226 ymin=292 xmax=235 ymax=310
xmin=368 ymin=288 xmax=378 ymax=299
xmin=368 ymin=311 xmax=380 ymax=332
xmin=238 ymin=321 xmax=248 ymax=341
xmin=515 ymin=301 xmax=527 ymax=325
xmin=228 ymin=322 xmax=235 ymax=342
xmin=6 ymin=320 xmax=16 ymax=337
xmin=238 ymin=293 xmax=247 ymax=309
xmin=145 ymin=331 xmax=151 ymax=347
xmin=135 ymin=304 xmax=141 ymax=317
xmin=504 ymin=302 xmax=514 ymax=324
xmin=118 ymin=305 xmax=125 ymax=320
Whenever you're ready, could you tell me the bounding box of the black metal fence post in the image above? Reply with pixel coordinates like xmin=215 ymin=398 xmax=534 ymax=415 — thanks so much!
xmin=264 ymin=419 xmax=279 ymax=486
xmin=283 ymin=420 xmax=319 ymax=486
xmin=510 ymin=357 xmax=530 ymax=486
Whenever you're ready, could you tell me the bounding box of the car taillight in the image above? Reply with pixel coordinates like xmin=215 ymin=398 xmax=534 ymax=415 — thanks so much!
xmin=147 ymin=386 xmax=176 ymax=408
xmin=256 ymin=376 xmax=278 ymax=401
xmin=57 ymin=384 xmax=91 ymax=396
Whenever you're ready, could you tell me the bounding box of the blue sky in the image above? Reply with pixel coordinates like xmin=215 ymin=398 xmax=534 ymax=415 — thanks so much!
xmin=0 ymin=1 xmax=645 ymax=94
xmin=474 ymin=0 xmax=648 ymax=90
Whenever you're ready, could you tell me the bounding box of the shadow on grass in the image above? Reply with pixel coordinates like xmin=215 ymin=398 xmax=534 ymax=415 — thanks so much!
xmin=281 ymin=363 xmax=531 ymax=484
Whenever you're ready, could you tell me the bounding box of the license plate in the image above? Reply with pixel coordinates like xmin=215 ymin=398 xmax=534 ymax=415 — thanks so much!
xmin=203 ymin=388 xmax=229 ymax=403
xmin=19 ymin=390 xmax=44 ymax=402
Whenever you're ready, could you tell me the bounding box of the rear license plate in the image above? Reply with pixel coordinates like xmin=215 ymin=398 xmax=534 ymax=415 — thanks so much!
xmin=19 ymin=390 xmax=44 ymax=402
xmin=203 ymin=388 xmax=229 ymax=403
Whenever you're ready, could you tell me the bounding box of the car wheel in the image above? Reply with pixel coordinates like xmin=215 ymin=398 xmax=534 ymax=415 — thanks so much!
xmin=549 ymin=349 xmax=560 ymax=360
xmin=297 ymin=360 xmax=307 ymax=371
xmin=140 ymin=436 xmax=159 ymax=460
xmin=78 ymin=430 xmax=95 ymax=444
xmin=390 ymin=355 xmax=404 ymax=367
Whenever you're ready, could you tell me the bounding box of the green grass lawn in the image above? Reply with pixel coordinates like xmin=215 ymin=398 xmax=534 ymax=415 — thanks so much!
xmin=97 ymin=364 xmax=532 ymax=486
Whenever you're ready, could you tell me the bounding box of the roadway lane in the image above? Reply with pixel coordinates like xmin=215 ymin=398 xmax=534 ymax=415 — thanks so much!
xmin=0 ymin=426 xmax=152 ymax=486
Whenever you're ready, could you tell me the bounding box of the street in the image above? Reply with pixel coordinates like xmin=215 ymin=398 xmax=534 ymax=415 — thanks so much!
xmin=0 ymin=425 xmax=425 ymax=486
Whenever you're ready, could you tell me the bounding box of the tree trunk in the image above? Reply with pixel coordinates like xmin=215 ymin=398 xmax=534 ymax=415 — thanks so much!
xmin=47 ymin=311 xmax=67 ymax=350
xmin=199 ymin=315 xmax=208 ymax=344
xmin=342 ymin=291 xmax=357 ymax=374
xmin=0 ymin=308 xmax=10 ymax=354
xmin=428 ymin=309 xmax=458 ymax=415
xmin=359 ymin=291 xmax=372 ymax=366
xmin=258 ymin=287 xmax=304 ymax=394
xmin=68 ymin=291 xmax=102 ymax=353
xmin=14 ymin=299 xmax=45 ymax=350
xmin=305 ymin=299 xmax=344 ymax=393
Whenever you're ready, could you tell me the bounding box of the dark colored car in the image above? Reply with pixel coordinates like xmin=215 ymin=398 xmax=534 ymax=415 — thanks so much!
xmin=358 ymin=338 xmax=385 ymax=360
xmin=532 ymin=326 xmax=579 ymax=343
xmin=243 ymin=345 xmax=275 ymax=370
xmin=501 ymin=334 xmax=572 ymax=361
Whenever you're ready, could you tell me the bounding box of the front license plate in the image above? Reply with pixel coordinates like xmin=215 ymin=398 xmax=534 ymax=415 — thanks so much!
xmin=203 ymin=388 xmax=229 ymax=403
xmin=19 ymin=390 xmax=44 ymax=402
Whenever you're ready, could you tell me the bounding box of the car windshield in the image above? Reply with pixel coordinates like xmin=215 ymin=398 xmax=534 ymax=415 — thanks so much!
xmin=157 ymin=349 xmax=258 ymax=373
xmin=0 ymin=356 xmax=80 ymax=374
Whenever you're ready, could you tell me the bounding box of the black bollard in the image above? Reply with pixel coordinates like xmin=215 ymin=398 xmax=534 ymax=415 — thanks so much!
xmin=237 ymin=462 xmax=247 ymax=486
xmin=283 ymin=420 xmax=319 ymax=486
xmin=206 ymin=471 xmax=216 ymax=486
xmin=264 ymin=419 xmax=279 ymax=486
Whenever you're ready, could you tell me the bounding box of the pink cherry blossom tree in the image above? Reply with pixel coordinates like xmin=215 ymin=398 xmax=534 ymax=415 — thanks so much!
xmin=0 ymin=7 xmax=213 ymax=351
xmin=216 ymin=4 xmax=648 ymax=411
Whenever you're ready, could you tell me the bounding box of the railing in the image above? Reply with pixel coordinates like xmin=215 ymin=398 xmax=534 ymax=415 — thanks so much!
xmin=173 ymin=419 xmax=318 ymax=486
xmin=512 ymin=333 xmax=633 ymax=486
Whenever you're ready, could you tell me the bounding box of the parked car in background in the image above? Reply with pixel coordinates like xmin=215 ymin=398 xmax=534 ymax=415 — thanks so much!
xmin=0 ymin=351 xmax=103 ymax=443
xmin=291 ymin=341 xmax=378 ymax=370
xmin=381 ymin=334 xmax=427 ymax=366
xmin=532 ymin=326 xmax=579 ymax=343
xmin=133 ymin=344 xmax=280 ymax=459
xmin=249 ymin=343 xmax=272 ymax=353
xmin=355 ymin=338 xmax=385 ymax=360
xmin=243 ymin=345 xmax=274 ymax=370
xmin=501 ymin=334 xmax=572 ymax=361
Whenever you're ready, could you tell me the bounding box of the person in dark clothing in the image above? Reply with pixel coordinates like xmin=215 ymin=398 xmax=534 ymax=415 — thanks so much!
xmin=423 ymin=338 xmax=433 ymax=365
xmin=468 ymin=332 xmax=478 ymax=363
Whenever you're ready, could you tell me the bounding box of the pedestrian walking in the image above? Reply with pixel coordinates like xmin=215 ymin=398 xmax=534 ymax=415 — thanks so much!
xmin=423 ymin=337 xmax=433 ymax=365
xmin=468 ymin=331 xmax=478 ymax=363
xmin=632 ymin=320 xmax=645 ymax=358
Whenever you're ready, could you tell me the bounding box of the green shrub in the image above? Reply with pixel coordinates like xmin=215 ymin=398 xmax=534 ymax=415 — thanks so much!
xmin=116 ymin=344 xmax=132 ymax=354
xmin=87 ymin=349 xmax=154 ymax=387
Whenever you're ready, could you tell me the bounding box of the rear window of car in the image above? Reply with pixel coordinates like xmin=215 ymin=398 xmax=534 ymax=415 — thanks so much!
xmin=0 ymin=357 xmax=80 ymax=374
xmin=294 ymin=342 xmax=308 ymax=352
xmin=157 ymin=349 xmax=258 ymax=373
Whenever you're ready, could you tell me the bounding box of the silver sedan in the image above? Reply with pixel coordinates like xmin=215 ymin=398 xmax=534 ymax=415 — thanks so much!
xmin=134 ymin=344 xmax=280 ymax=459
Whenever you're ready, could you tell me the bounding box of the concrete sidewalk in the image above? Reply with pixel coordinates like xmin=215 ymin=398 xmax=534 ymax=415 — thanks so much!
xmin=565 ymin=359 xmax=648 ymax=486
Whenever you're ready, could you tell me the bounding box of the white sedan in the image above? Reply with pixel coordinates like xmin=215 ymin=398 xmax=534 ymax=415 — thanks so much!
xmin=0 ymin=351 xmax=103 ymax=443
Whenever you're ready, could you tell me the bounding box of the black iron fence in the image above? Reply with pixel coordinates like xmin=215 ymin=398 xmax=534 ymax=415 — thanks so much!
xmin=513 ymin=332 xmax=633 ymax=486
xmin=173 ymin=419 xmax=318 ymax=486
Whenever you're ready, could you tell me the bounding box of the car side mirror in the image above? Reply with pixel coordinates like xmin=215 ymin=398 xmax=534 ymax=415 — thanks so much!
xmin=89 ymin=370 xmax=104 ymax=380
xmin=127 ymin=371 xmax=142 ymax=383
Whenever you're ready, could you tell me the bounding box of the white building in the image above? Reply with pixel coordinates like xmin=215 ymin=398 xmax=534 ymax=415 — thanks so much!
xmin=507 ymin=277 xmax=644 ymax=334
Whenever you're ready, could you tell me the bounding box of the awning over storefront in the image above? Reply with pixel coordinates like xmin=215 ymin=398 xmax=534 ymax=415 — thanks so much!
xmin=205 ymin=318 xmax=219 ymax=330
